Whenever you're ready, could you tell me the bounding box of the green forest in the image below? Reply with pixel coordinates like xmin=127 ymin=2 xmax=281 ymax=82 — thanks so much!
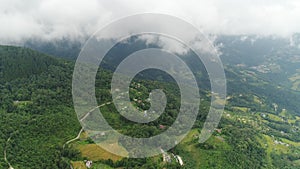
xmin=0 ymin=45 xmax=300 ymax=169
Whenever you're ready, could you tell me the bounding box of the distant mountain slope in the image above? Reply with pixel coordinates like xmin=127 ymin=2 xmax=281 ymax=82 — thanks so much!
xmin=24 ymin=38 xmax=83 ymax=60
xmin=0 ymin=45 xmax=64 ymax=81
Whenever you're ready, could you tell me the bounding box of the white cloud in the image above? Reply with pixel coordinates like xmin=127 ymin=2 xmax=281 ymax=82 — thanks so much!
xmin=136 ymin=34 xmax=189 ymax=55
xmin=0 ymin=0 xmax=300 ymax=44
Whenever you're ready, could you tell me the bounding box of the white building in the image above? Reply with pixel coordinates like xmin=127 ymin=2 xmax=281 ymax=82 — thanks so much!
xmin=85 ymin=160 xmax=92 ymax=168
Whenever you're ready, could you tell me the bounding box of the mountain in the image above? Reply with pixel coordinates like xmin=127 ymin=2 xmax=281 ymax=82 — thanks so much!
xmin=0 ymin=39 xmax=300 ymax=169
xmin=24 ymin=38 xmax=83 ymax=60
xmin=216 ymin=35 xmax=300 ymax=87
xmin=23 ymin=34 xmax=300 ymax=90
xmin=0 ymin=45 xmax=62 ymax=81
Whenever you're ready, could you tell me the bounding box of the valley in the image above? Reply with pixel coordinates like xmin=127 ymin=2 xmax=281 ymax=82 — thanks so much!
xmin=1 ymin=34 xmax=300 ymax=168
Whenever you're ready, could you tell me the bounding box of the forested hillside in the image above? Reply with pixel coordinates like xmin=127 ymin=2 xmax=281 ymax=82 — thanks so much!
xmin=0 ymin=46 xmax=63 ymax=81
xmin=0 ymin=45 xmax=300 ymax=169
xmin=0 ymin=46 xmax=81 ymax=168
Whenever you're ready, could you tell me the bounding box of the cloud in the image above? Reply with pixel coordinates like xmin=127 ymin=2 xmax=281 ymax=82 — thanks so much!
xmin=135 ymin=34 xmax=189 ymax=55
xmin=0 ymin=0 xmax=112 ymax=43
xmin=0 ymin=0 xmax=300 ymax=44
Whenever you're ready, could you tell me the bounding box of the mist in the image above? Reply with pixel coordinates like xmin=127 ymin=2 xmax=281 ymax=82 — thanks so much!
xmin=1 ymin=0 xmax=300 ymax=44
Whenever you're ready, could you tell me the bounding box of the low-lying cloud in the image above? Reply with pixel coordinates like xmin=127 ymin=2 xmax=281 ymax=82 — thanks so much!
xmin=1 ymin=0 xmax=300 ymax=44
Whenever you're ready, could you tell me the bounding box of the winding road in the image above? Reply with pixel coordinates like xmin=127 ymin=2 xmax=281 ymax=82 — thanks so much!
xmin=3 ymin=102 xmax=112 ymax=169
xmin=63 ymin=102 xmax=112 ymax=148
xmin=4 ymin=137 xmax=14 ymax=169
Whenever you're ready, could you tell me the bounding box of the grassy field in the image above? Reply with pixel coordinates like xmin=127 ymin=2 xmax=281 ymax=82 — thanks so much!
xmin=90 ymin=163 xmax=114 ymax=169
xmin=71 ymin=130 xmax=127 ymax=166
xmin=267 ymin=113 xmax=284 ymax=122
xmin=72 ymin=129 xmax=128 ymax=162
xmin=288 ymin=74 xmax=300 ymax=90
xmin=281 ymin=138 xmax=300 ymax=147
xmin=262 ymin=134 xmax=289 ymax=154
xmin=76 ymin=143 xmax=124 ymax=162
xmin=232 ymin=106 xmax=249 ymax=113
xmin=71 ymin=161 xmax=114 ymax=169
xmin=179 ymin=129 xmax=231 ymax=168
xmin=71 ymin=161 xmax=87 ymax=169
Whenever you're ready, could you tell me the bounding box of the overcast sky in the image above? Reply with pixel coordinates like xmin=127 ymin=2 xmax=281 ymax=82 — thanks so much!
xmin=0 ymin=0 xmax=300 ymax=43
